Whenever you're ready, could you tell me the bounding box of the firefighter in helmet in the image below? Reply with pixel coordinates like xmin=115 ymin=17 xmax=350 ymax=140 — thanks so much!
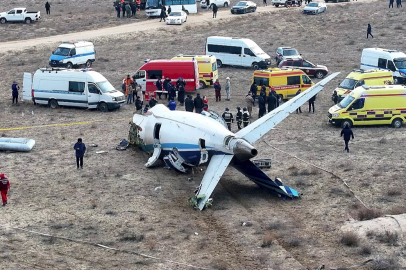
xmin=222 ymin=107 xmax=234 ymax=131
xmin=242 ymin=107 xmax=250 ymax=127
xmin=236 ymin=107 xmax=243 ymax=130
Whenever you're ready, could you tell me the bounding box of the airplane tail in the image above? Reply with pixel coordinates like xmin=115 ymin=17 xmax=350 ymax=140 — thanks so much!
xmin=231 ymin=159 xmax=300 ymax=198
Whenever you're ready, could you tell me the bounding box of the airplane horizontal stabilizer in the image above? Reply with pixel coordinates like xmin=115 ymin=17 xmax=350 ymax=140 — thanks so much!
xmin=232 ymin=159 xmax=300 ymax=198
xmin=236 ymin=72 xmax=340 ymax=144
xmin=196 ymin=154 xmax=234 ymax=210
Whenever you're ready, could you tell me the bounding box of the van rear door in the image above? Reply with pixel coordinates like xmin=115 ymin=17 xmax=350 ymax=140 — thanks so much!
xmin=23 ymin=73 xmax=32 ymax=101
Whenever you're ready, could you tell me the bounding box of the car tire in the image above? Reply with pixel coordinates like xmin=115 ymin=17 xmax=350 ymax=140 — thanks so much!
xmin=25 ymin=18 xmax=32 ymax=24
xmin=66 ymin=62 xmax=73 ymax=69
xmin=243 ymin=8 xmax=247 ymax=13
xmin=98 ymin=102 xmax=108 ymax=112
xmin=315 ymin=71 xmax=325 ymax=79
xmin=341 ymin=119 xmax=352 ymax=128
xmin=49 ymin=99 xmax=58 ymax=109
xmin=86 ymin=60 xmax=92 ymax=68
xmin=253 ymin=7 xmax=257 ymax=12
xmin=0 ymin=18 xmax=7 ymax=24
xmin=275 ymin=3 xmax=279 ymax=6
xmin=199 ymin=80 xmax=206 ymax=89
xmin=216 ymin=60 xmax=223 ymax=68
xmin=392 ymin=118 xmax=403 ymax=128
xmin=224 ymin=2 xmax=228 ymax=7
xmin=231 ymin=10 xmax=235 ymax=13
xmin=252 ymin=62 xmax=259 ymax=70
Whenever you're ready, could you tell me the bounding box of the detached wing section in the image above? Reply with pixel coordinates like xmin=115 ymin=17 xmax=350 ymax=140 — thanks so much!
xmin=236 ymin=72 xmax=340 ymax=144
xmin=196 ymin=154 xmax=234 ymax=210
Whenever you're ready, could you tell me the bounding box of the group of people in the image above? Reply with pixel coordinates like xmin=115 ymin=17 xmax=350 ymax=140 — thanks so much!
xmin=389 ymin=0 xmax=402 ymax=8
xmin=122 ymin=75 xmax=144 ymax=112
xmin=221 ymin=107 xmax=250 ymax=131
xmin=204 ymin=0 xmax=219 ymax=18
xmin=247 ymin=81 xmax=280 ymax=118
xmin=115 ymin=1 xmax=138 ymax=18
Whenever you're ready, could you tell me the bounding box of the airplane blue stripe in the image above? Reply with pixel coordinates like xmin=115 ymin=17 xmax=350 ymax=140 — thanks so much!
xmin=143 ymin=143 xmax=214 ymax=151
xmin=33 ymin=89 xmax=84 ymax=95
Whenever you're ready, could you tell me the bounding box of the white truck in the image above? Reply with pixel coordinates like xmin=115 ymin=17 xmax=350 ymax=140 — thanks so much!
xmin=0 ymin=8 xmax=41 ymax=24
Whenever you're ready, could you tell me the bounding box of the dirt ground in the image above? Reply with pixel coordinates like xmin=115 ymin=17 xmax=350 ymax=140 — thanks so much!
xmin=1 ymin=1 xmax=406 ymax=269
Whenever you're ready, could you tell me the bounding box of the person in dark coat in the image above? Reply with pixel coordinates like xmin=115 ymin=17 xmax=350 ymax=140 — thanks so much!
xmin=214 ymin=79 xmax=221 ymax=101
xmin=45 ymin=1 xmax=51 ymax=14
xmin=242 ymin=107 xmax=250 ymax=127
xmin=367 ymin=24 xmax=373 ymax=38
xmin=250 ymin=82 xmax=257 ymax=106
xmin=122 ymin=2 xmax=126 ymax=17
xmin=149 ymin=96 xmax=158 ymax=108
xmin=236 ymin=107 xmax=243 ymax=130
xmin=295 ymin=89 xmax=302 ymax=113
xmin=73 ymin=138 xmax=86 ymax=169
xmin=185 ymin=95 xmax=194 ymax=112
xmin=159 ymin=5 xmax=166 ymax=22
xmin=389 ymin=0 xmax=394 ymax=8
xmin=131 ymin=3 xmax=137 ymax=16
xmin=308 ymin=94 xmax=316 ymax=113
xmin=135 ymin=96 xmax=143 ymax=113
xmin=396 ymin=0 xmax=402 ymax=7
xmin=332 ymin=90 xmax=338 ymax=104
xmin=115 ymin=3 xmax=121 ymax=18
xmin=258 ymin=93 xmax=266 ymax=118
xmin=176 ymin=77 xmax=186 ymax=106
xmin=222 ymin=108 xmax=234 ymax=131
xmin=11 ymin=81 xmax=19 ymax=105
xmin=341 ymin=124 xmax=354 ymax=153
xmin=207 ymin=0 xmax=211 ymax=9
xmin=163 ymin=76 xmax=171 ymax=99
xmin=272 ymin=90 xmax=279 ymax=107
xmin=168 ymin=5 xmax=172 ymax=14
xmin=194 ymin=93 xmax=204 ymax=113
xmin=155 ymin=78 xmax=163 ymax=99
xmin=212 ymin=3 xmax=218 ymax=18
xmin=267 ymin=92 xmax=277 ymax=113
xmin=168 ymin=83 xmax=176 ymax=100
xmin=260 ymin=84 xmax=266 ymax=97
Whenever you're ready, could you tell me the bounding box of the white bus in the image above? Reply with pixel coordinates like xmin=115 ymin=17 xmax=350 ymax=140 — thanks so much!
xmin=145 ymin=0 xmax=197 ymax=17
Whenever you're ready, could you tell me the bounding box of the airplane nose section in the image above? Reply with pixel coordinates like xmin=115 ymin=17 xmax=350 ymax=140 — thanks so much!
xmin=233 ymin=139 xmax=258 ymax=161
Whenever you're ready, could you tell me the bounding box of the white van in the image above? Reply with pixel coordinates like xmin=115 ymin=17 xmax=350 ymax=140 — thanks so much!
xmin=49 ymin=41 xmax=95 ymax=69
xmin=23 ymin=68 xmax=125 ymax=112
xmin=360 ymin=48 xmax=406 ymax=84
xmin=205 ymin=36 xmax=271 ymax=69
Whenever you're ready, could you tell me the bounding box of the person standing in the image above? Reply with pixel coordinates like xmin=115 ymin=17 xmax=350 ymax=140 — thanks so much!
xmin=11 ymin=81 xmax=19 ymax=105
xmin=168 ymin=5 xmax=172 ymax=14
xmin=267 ymin=91 xmax=277 ymax=113
xmin=194 ymin=93 xmax=204 ymax=113
xmin=263 ymin=0 xmax=267 ymax=6
xmin=212 ymin=3 xmax=218 ymax=18
xmin=222 ymin=108 xmax=234 ymax=131
xmin=271 ymin=89 xmax=280 ymax=108
xmin=236 ymin=107 xmax=243 ymax=130
xmin=149 ymin=96 xmax=158 ymax=108
xmin=214 ymin=79 xmax=221 ymax=102
xmin=308 ymin=94 xmax=316 ymax=113
xmin=123 ymin=75 xmax=133 ymax=97
xmin=203 ymin=95 xmax=209 ymax=111
xmin=176 ymin=77 xmax=186 ymax=106
xmin=258 ymin=93 xmax=266 ymax=118
xmin=225 ymin=77 xmax=231 ymax=101
xmin=122 ymin=2 xmax=126 ymax=17
xmin=367 ymin=24 xmax=373 ymax=38
xmin=207 ymin=0 xmax=211 ymax=9
xmin=131 ymin=2 xmax=137 ymax=16
xmin=341 ymin=124 xmax=354 ymax=153
xmin=74 ymin=138 xmax=86 ymax=169
xmin=332 ymin=90 xmax=338 ymax=104
xmin=163 ymin=76 xmax=171 ymax=99
xmin=136 ymin=83 xmax=143 ymax=104
xmin=168 ymin=97 xmax=177 ymax=111
xmin=396 ymin=0 xmax=402 ymax=7
xmin=45 ymin=1 xmax=51 ymax=14
xmin=159 ymin=5 xmax=166 ymax=22
xmin=0 ymin=174 xmax=10 ymax=207
xmin=295 ymin=89 xmax=302 ymax=113
xmin=155 ymin=78 xmax=163 ymax=99
xmin=242 ymin=107 xmax=250 ymax=127
xmin=260 ymin=84 xmax=266 ymax=97
xmin=245 ymin=92 xmax=254 ymax=116
xmin=126 ymin=3 xmax=132 ymax=18
xmin=390 ymin=0 xmax=394 ymax=8
xmin=127 ymin=83 xmax=134 ymax=104
xmin=135 ymin=96 xmax=143 ymax=114
xmin=115 ymin=3 xmax=121 ymax=17
xmin=185 ymin=95 xmax=194 ymax=112
xmin=250 ymin=82 xmax=257 ymax=106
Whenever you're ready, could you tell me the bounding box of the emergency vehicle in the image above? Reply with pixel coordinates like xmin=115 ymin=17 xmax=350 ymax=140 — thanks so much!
xmin=334 ymin=69 xmax=393 ymax=102
xmin=172 ymin=55 xmax=218 ymax=88
xmin=49 ymin=41 xmax=95 ymax=69
xmin=133 ymin=59 xmax=199 ymax=101
xmin=252 ymin=68 xmax=313 ymax=100
xmin=328 ymin=85 xmax=406 ymax=128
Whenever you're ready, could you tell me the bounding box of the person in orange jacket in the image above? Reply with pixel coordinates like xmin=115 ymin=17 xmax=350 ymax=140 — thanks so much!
xmin=0 ymin=174 xmax=11 ymax=206
xmin=123 ymin=74 xmax=133 ymax=96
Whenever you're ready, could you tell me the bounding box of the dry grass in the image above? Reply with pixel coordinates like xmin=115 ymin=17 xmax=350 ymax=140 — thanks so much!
xmin=340 ymin=231 xmax=359 ymax=247
xmin=353 ymin=208 xmax=383 ymax=221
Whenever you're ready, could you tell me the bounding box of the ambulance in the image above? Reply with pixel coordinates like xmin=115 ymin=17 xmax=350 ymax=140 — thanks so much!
xmin=133 ymin=59 xmax=199 ymax=101
xmin=328 ymin=85 xmax=406 ymax=128
xmin=49 ymin=41 xmax=95 ymax=69
xmin=334 ymin=69 xmax=393 ymax=102
xmin=252 ymin=68 xmax=313 ymax=100
xmin=172 ymin=55 xmax=218 ymax=88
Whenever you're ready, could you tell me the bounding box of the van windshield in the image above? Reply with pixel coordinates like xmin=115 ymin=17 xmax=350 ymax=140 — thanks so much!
xmin=146 ymin=0 xmax=161 ymax=8
xmin=339 ymin=78 xmax=357 ymax=90
xmin=394 ymin=58 xmax=406 ymax=69
xmin=53 ymin=47 xmax=70 ymax=56
xmin=338 ymin=95 xmax=355 ymax=109
xmin=96 ymin=81 xmax=115 ymax=93
xmin=250 ymin=46 xmax=265 ymax=56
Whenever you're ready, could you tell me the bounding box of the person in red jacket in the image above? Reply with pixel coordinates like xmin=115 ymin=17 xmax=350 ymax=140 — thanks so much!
xmin=0 ymin=174 xmax=10 ymax=206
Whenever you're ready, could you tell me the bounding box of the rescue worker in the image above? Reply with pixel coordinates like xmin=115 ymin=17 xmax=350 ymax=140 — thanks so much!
xmin=194 ymin=93 xmax=204 ymax=113
xmin=250 ymin=82 xmax=257 ymax=106
xmin=185 ymin=95 xmax=194 ymax=112
xmin=222 ymin=108 xmax=234 ymax=131
xmin=131 ymin=2 xmax=137 ymax=16
xmin=308 ymin=94 xmax=316 ymax=113
xmin=168 ymin=83 xmax=177 ymax=101
xmin=168 ymin=97 xmax=177 ymax=111
xmin=122 ymin=2 xmax=126 ymax=17
xmin=149 ymin=96 xmax=158 ymax=108
xmin=295 ymin=89 xmax=302 ymax=113
xmin=126 ymin=3 xmax=131 ymax=18
xmin=225 ymin=77 xmax=231 ymax=101
xmin=123 ymin=75 xmax=133 ymax=97
xmin=214 ymin=79 xmax=221 ymax=102
xmin=176 ymin=77 xmax=186 ymax=106
xmin=11 ymin=81 xmax=19 ymax=105
xmin=332 ymin=90 xmax=338 ymax=104
xmin=236 ymin=107 xmax=243 ymax=130
xmin=203 ymin=95 xmax=209 ymax=111
xmin=242 ymin=107 xmax=250 ymax=127
xmin=135 ymin=96 xmax=143 ymax=114
xmin=73 ymin=138 xmax=86 ymax=169
xmin=45 ymin=1 xmax=51 ymax=14
xmin=159 ymin=5 xmax=166 ymax=22
xmin=0 ymin=174 xmax=10 ymax=206
xmin=212 ymin=3 xmax=218 ymax=18
xmin=367 ymin=23 xmax=373 ymax=39
xmin=267 ymin=91 xmax=277 ymax=113
xmin=258 ymin=93 xmax=266 ymax=118
xmin=271 ymin=89 xmax=279 ymax=107
xmin=341 ymin=124 xmax=354 ymax=153
xmin=245 ymin=92 xmax=254 ymax=116
xmin=260 ymin=84 xmax=266 ymax=97
xmin=115 ymin=3 xmax=121 ymax=17
xmin=163 ymin=76 xmax=171 ymax=99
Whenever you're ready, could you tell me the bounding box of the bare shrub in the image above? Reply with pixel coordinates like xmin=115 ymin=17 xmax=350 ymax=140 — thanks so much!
xmin=146 ymin=238 xmax=156 ymax=250
xmin=387 ymin=188 xmax=402 ymax=196
xmin=388 ymin=205 xmax=406 ymax=215
xmin=379 ymin=137 xmax=387 ymax=144
xmin=290 ymin=169 xmax=299 ymax=176
xmin=118 ymin=231 xmax=144 ymax=242
xmin=371 ymin=256 xmax=399 ymax=270
xmin=267 ymin=221 xmax=281 ymax=230
xmin=340 ymin=231 xmax=359 ymax=247
xmin=347 ymin=40 xmax=355 ymax=45
xmin=354 ymin=208 xmax=383 ymax=221
xmin=212 ymin=260 xmax=228 ymax=270
xmin=261 ymin=233 xmax=274 ymax=248
xmin=376 ymin=231 xmax=399 ymax=246
xmin=359 ymin=245 xmax=372 ymax=256
xmin=394 ymin=25 xmax=403 ymax=30
xmin=105 ymin=210 xmax=117 ymax=215
xmin=288 ymin=165 xmax=297 ymax=170
xmin=284 ymin=235 xmax=302 ymax=247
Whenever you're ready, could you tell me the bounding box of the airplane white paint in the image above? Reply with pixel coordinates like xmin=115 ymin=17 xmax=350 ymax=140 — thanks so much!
xmin=131 ymin=73 xmax=339 ymax=210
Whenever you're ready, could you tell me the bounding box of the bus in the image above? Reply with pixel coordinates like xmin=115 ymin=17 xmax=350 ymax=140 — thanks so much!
xmin=145 ymin=0 xmax=197 ymax=17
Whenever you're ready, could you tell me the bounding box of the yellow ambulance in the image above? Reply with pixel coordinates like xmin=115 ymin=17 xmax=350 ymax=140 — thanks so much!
xmin=328 ymin=85 xmax=406 ymax=128
xmin=252 ymin=68 xmax=313 ymax=100
xmin=172 ymin=55 xmax=218 ymax=89
xmin=334 ymin=69 xmax=393 ymax=102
